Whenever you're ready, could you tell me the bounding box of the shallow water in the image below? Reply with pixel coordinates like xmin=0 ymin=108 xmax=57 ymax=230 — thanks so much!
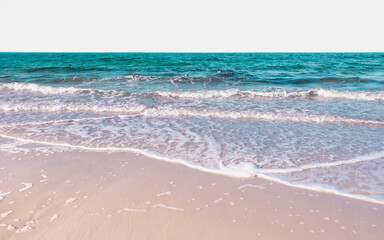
xmin=1 ymin=52 xmax=384 ymax=202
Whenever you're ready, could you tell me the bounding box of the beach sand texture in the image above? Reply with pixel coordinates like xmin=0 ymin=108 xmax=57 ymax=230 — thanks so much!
xmin=0 ymin=137 xmax=383 ymax=240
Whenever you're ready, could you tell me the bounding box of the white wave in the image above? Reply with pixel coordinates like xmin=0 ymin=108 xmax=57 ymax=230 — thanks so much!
xmin=0 ymin=102 xmax=146 ymax=114
xmin=315 ymin=88 xmax=384 ymax=101
xmin=156 ymin=89 xmax=240 ymax=99
xmin=2 ymin=82 xmax=384 ymax=102
xmin=0 ymin=82 xmax=84 ymax=95
xmin=101 ymin=75 xmax=154 ymax=82
xmin=1 ymin=102 xmax=383 ymax=127
xmin=0 ymin=82 xmax=127 ymax=96
xmin=142 ymin=106 xmax=384 ymax=127
xmin=155 ymin=88 xmax=384 ymax=101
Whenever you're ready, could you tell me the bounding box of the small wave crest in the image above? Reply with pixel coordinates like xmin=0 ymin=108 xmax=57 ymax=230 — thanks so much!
xmin=142 ymin=107 xmax=384 ymax=127
xmin=53 ymin=75 xmax=154 ymax=83
xmin=2 ymin=82 xmax=383 ymax=102
xmin=0 ymin=102 xmax=146 ymax=114
xmin=155 ymin=89 xmax=241 ymax=99
xmin=0 ymin=82 xmax=86 ymax=95
xmin=1 ymin=102 xmax=383 ymax=127
xmin=314 ymin=88 xmax=384 ymax=101
xmin=155 ymin=88 xmax=384 ymax=101
xmin=0 ymin=82 xmax=127 ymax=96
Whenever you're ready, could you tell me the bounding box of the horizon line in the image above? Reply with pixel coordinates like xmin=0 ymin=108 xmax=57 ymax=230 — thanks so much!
xmin=1 ymin=51 xmax=384 ymax=54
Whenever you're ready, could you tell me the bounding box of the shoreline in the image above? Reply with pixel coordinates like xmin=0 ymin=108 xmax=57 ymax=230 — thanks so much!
xmin=0 ymin=133 xmax=383 ymax=206
xmin=0 ymin=136 xmax=384 ymax=239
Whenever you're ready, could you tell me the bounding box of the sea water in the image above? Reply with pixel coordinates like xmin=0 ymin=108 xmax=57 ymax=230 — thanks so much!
xmin=0 ymin=52 xmax=383 ymax=203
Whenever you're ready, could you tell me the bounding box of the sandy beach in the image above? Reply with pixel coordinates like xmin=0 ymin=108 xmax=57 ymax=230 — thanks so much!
xmin=0 ymin=136 xmax=383 ymax=240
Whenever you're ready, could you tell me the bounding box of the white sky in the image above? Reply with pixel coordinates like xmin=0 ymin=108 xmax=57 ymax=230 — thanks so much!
xmin=1 ymin=0 xmax=383 ymax=52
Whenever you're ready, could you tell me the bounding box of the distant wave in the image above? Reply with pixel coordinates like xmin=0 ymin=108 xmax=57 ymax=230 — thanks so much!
xmin=1 ymin=82 xmax=384 ymax=101
xmin=52 ymin=75 xmax=154 ymax=83
xmin=1 ymin=102 xmax=383 ymax=127
xmin=170 ymin=76 xmax=374 ymax=85
xmin=0 ymin=82 xmax=125 ymax=96
xmin=311 ymin=88 xmax=384 ymax=101
xmin=0 ymin=82 xmax=85 ymax=95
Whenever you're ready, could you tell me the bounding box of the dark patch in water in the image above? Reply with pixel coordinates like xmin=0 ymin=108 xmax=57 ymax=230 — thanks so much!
xmin=0 ymin=74 xmax=12 ymax=79
xmin=317 ymin=77 xmax=371 ymax=83
xmin=293 ymin=77 xmax=371 ymax=84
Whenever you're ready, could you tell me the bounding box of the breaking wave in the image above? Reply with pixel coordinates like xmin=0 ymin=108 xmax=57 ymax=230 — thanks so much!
xmin=155 ymin=88 xmax=384 ymax=101
xmin=0 ymin=82 xmax=126 ymax=96
xmin=1 ymin=102 xmax=383 ymax=127
xmin=0 ymin=102 xmax=146 ymax=114
xmin=1 ymin=82 xmax=384 ymax=101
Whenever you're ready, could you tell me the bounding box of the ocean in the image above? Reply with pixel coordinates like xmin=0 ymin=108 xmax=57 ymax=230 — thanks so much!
xmin=1 ymin=52 xmax=384 ymax=203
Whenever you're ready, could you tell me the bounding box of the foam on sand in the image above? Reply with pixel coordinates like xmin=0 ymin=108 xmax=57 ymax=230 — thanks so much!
xmin=0 ymin=191 xmax=12 ymax=202
xmin=155 ymin=88 xmax=384 ymax=101
xmin=64 ymin=197 xmax=77 ymax=206
xmin=0 ymin=224 xmax=16 ymax=231
xmin=214 ymin=197 xmax=224 ymax=203
xmin=1 ymin=133 xmax=384 ymax=205
xmin=152 ymin=204 xmax=184 ymax=212
xmin=122 ymin=208 xmax=147 ymax=212
xmin=19 ymin=183 xmax=33 ymax=192
xmin=49 ymin=214 xmax=59 ymax=223
xmin=16 ymin=220 xmax=35 ymax=233
xmin=156 ymin=191 xmax=172 ymax=197
xmin=5 ymin=82 xmax=384 ymax=102
xmin=1 ymin=210 xmax=13 ymax=217
xmin=238 ymin=184 xmax=266 ymax=190
xmin=7 ymin=225 xmax=16 ymax=231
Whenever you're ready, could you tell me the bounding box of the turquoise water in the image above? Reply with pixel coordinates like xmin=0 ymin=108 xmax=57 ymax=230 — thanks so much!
xmin=1 ymin=52 xmax=384 ymax=91
xmin=1 ymin=53 xmax=384 ymax=203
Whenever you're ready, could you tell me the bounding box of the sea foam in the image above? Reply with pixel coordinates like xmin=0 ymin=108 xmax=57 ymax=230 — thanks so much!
xmin=1 ymin=102 xmax=383 ymax=127
xmin=155 ymin=88 xmax=384 ymax=101
xmin=1 ymin=82 xmax=384 ymax=101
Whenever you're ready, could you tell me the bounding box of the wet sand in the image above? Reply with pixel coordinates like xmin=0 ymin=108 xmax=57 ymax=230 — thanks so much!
xmin=0 ymin=137 xmax=383 ymax=240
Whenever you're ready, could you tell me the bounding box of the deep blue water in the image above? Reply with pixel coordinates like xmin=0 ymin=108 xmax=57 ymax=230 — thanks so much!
xmin=1 ymin=52 xmax=384 ymax=91
xmin=1 ymin=53 xmax=384 ymax=203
